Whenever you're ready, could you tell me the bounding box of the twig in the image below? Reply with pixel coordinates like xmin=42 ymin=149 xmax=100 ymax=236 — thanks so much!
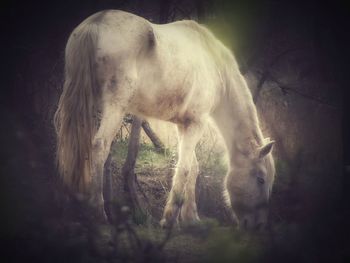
xmin=135 ymin=174 xmax=153 ymax=214
xmin=159 ymin=179 xmax=168 ymax=195
xmin=122 ymin=122 xmax=131 ymax=136
xmin=268 ymin=75 xmax=339 ymax=110
xmin=175 ymin=5 xmax=196 ymax=19
xmin=253 ymin=47 xmax=307 ymax=102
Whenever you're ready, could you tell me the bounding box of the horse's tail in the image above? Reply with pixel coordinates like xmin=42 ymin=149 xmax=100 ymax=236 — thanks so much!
xmin=54 ymin=22 xmax=100 ymax=193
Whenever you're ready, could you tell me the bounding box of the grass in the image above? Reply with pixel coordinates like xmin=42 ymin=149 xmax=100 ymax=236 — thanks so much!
xmin=111 ymin=139 xmax=229 ymax=221
xmin=111 ymin=138 xmax=227 ymax=175
xmin=111 ymin=140 xmax=173 ymax=172
xmin=116 ymin=222 xmax=267 ymax=263
xmin=108 ymin=139 xmax=288 ymax=261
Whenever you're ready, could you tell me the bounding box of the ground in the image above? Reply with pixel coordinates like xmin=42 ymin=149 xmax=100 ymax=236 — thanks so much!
xmin=110 ymin=139 xmax=229 ymax=222
xmin=1 ymin=113 xmax=344 ymax=262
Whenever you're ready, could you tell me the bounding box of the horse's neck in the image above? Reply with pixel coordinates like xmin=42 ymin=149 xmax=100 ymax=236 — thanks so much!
xmin=213 ymin=71 xmax=264 ymax=166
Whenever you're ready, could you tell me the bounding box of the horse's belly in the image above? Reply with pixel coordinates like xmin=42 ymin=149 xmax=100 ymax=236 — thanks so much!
xmin=128 ymin=28 xmax=218 ymax=122
xmin=129 ymin=76 xmax=216 ymax=125
xmin=129 ymin=84 xmax=188 ymax=121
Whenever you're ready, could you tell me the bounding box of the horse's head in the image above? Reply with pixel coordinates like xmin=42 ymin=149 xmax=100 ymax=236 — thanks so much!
xmin=227 ymin=139 xmax=275 ymax=231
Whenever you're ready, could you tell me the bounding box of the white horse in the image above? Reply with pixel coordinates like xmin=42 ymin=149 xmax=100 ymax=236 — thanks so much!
xmin=54 ymin=10 xmax=275 ymax=230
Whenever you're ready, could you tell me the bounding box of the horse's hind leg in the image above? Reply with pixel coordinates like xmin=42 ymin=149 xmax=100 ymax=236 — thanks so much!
xmin=84 ymin=102 xmax=125 ymax=257
xmin=89 ymin=104 xmax=124 ymax=221
xmin=88 ymin=71 xmax=135 ymax=222
xmin=161 ymin=121 xmax=204 ymax=227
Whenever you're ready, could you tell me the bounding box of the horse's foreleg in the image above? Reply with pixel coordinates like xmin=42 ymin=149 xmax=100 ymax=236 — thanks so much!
xmin=161 ymin=121 xmax=204 ymax=227
xmin=180 ymin=153 xmax=200 ymax=223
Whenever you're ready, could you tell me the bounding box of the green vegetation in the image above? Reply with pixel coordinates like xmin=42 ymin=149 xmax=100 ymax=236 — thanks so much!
xmin=114 ymin=222 xmax=268 ymax=263
xmin=196 ymin=143 xmax=227 ymax=177
xmin=108 ymin=139 xmax=268 ymax=262
xmin=106 ymin=135 xmax=342 ymax=262
xmin=111 ymin=140 xmax=173 ymax=171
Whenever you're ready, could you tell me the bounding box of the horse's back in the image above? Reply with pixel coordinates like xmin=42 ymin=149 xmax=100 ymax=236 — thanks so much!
xmin=73 ymin=10 xmax=226 ymax=123
xmin=79 ymin=10 xmax=154 ymax=59
xmin=130 ymin=20 xmax=226 ymax=122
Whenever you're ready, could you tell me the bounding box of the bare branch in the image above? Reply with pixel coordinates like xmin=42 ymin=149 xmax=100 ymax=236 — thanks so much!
xmin=122 ymin=116 xmax=145 ymax=215
xmin=141 ymin=121 xmax=166 ymax=153
xmin=268 ymin=75 xmax=339 ymax=110
xmin=252 ymin=47 xmax=307 ymax=102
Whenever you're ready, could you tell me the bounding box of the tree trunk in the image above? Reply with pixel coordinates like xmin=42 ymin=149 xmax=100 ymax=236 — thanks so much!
xmin=124 ymin=116 xmax=165 ymax=153
xmin=122 ymin=116 xmax=144 ymax=214
xmin=103 ymin=141 xmax=114 ymax=223
xmin=142 ymin=121 xmax=166 ymax=153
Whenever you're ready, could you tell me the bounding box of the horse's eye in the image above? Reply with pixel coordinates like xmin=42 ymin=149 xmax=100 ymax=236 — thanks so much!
xmin=257 ymin=176 xmax=265 ymax=185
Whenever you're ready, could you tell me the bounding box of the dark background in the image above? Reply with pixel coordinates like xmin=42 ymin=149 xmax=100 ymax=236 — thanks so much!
xmin=0 ymin=0 xmax=348 ymax=262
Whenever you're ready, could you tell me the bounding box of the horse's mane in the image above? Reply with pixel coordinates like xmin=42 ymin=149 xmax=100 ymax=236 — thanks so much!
xmin=176 ymin=20 xmax=234 ymax=71
xmin=177 ymin=20 xmax=264 ymax=147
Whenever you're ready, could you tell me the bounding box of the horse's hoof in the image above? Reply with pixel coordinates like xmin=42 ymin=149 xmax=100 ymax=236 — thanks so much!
xmin=160 ymin=217 xmax=179 ymax=229
xmin=160 ymin=218 xmax=171 ymax=229
xmin=180 ymin=209 xmax=200 ymax=226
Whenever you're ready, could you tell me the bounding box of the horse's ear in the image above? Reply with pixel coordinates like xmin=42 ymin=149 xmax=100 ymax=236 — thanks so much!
xmin=258 ymin=141 xmax=275 ymax=159
xmin=264 ymin=137 xmax=271 ymax=143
